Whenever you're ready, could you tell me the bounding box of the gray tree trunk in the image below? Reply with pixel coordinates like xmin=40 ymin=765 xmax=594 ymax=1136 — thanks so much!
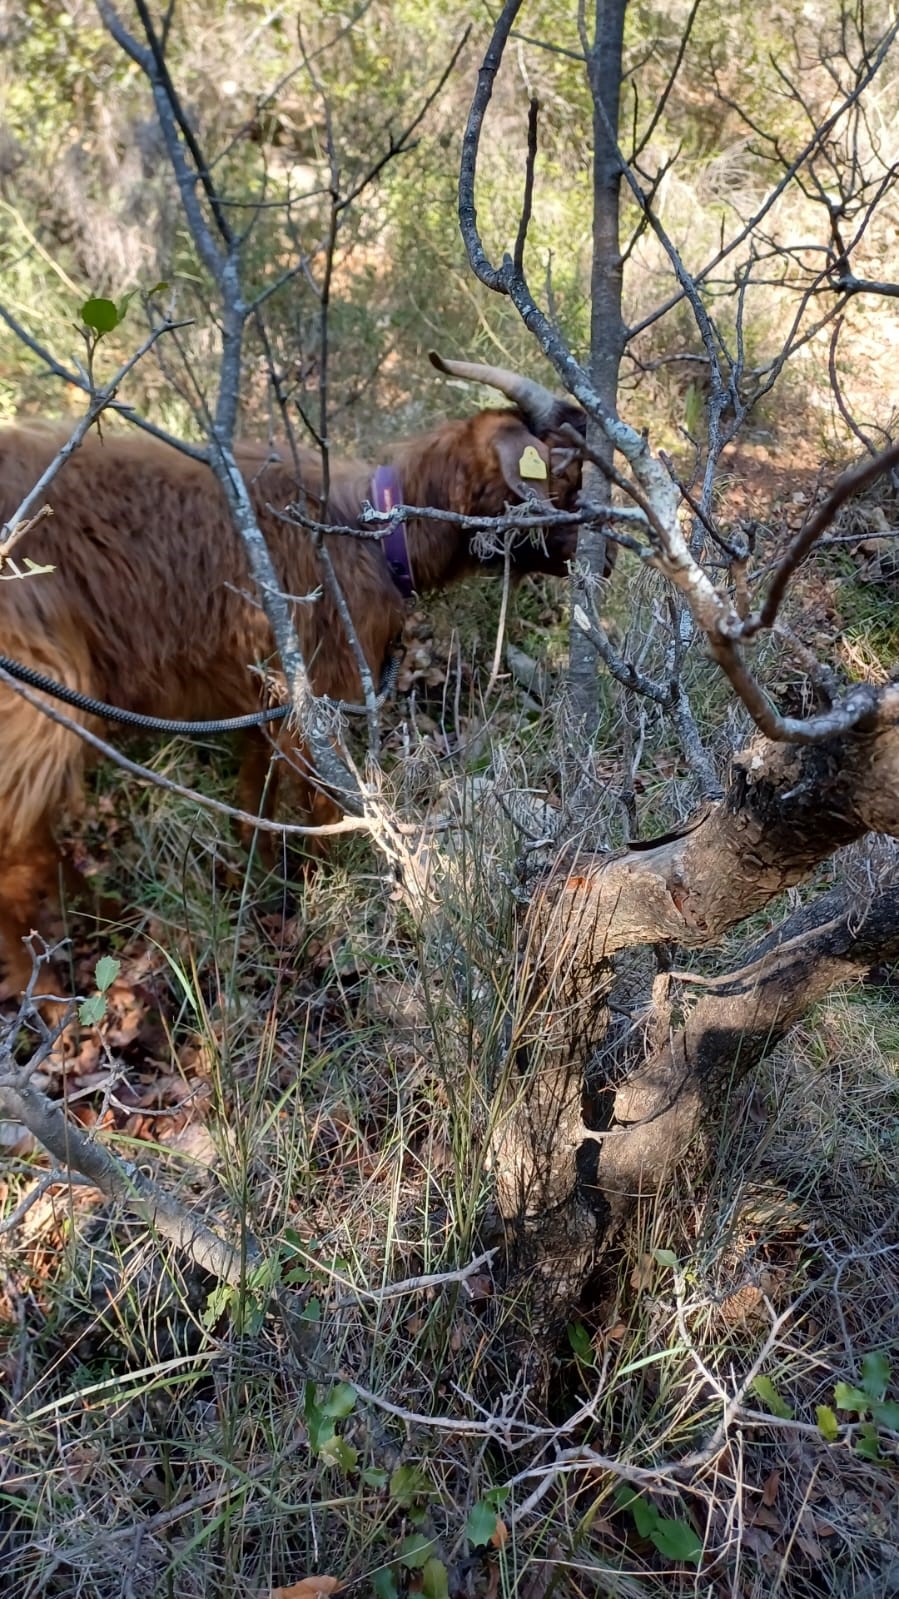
xmin=567 ymin=0 xmax=628 ymax=741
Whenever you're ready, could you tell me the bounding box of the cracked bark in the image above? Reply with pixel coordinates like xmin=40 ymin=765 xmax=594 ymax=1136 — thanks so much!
xmin=489 ymin=718 xmax=899 ymax=1325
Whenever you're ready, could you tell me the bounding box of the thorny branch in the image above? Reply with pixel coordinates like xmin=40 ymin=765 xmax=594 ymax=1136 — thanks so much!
xmin=281 ymin=494 xmax=646 ymax=550
xmin=0 ymin=299 xmax=208 ymax=460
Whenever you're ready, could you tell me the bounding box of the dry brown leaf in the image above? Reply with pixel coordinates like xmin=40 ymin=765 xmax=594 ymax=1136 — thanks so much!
xmin=797 ymin=1534 xmax=823 ymax=1563
xmin=268 ymin=1578 xmax=342 ymax=1599
xmin=761 ymin=1469 xmax=780 ymax=1508
xmin=749 ymin=1506 xmax=783 ymax=1532
xmin=518 ymin=1544 xmax=566 ymax=1599
xmin=463 ymin=1273 xmax=494 ymax=1303
xmin=490 ymin=1517 xmax=509 ymax=1549
xmin=629 ymin=1254 xmax=655 ymax=1292
xmin=103 ymin=977 xmax=146 ymax=1046
xmin=741 ymin=1524 xmax=775 ymax=1559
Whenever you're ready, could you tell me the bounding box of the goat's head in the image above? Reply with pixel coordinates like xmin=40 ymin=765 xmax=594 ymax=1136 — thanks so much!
xmin=430 ymin=351 xmax=585 ymax=576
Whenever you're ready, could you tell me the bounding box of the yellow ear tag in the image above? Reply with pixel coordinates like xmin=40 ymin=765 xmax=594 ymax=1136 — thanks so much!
xmin=518 ymin=445 xmax=548 ymax=481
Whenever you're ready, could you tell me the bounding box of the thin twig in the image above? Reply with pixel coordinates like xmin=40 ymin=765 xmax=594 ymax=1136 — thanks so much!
xmin=329 ymin=1248 xmax=497 ymax=1310
xmin=486 ymin=534 xmax=513 ymax=696
xmin=0 ymin=1170 xmax=96 ymax=1237
xmin=748 ymin=436 xmax=899 ymax=636
xmin=513 ymin=97 xmax=539 ymax=276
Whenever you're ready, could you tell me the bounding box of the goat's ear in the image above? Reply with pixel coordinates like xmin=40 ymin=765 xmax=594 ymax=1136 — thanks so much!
xmin=492 ymin=425 xmax=552 ymax=501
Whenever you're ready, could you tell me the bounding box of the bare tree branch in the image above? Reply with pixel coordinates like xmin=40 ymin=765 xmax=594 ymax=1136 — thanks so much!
xmin=1 ymin=1036 xmax=262 ymax=1288
xmin=747 ymin=436 xmax=899 ymax=637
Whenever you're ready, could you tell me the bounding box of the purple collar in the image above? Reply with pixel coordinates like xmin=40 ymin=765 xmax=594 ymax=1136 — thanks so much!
xmin=371 ymin=465 xmax=415 ymax=598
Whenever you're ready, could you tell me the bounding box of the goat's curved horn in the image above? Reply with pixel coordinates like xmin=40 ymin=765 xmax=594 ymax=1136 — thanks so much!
xmin=428 ymin=351 xmax=570 ymax=434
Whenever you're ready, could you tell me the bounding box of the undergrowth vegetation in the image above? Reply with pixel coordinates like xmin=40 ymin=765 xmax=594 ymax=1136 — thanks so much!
xmin=2 ymin=523 xmax=898 ymax=1597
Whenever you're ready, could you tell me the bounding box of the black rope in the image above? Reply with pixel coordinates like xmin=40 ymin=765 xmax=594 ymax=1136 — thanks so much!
xmin=0 ymin=651 xmax=401 ymax=734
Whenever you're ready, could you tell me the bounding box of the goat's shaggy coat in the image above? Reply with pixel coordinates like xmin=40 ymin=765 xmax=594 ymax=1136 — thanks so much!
xmin=0 ymin=393 xmax=582 ymax=999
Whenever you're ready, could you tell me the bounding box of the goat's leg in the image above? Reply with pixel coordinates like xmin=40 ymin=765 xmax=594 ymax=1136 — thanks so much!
xmin=234 ymin=729 xmax=343 ymax=873
xmin=246 ymin=728 xmax=342 ymax=867
xmin=0 ymin=634 xmax=91 ymax=1019
xmin=236 ymin=729 xmax=282 ymax=870
xmin=279 ymin=738 xmax=341 ymax=865
xmin=0 ymin=829 xmax=66 ymax=1006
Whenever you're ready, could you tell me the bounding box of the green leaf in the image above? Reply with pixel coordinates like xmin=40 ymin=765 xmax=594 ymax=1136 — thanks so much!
xmin=466 ymin=1500 xmax=498 ymax=1546
xmin=650 ymin=1517 xmax=704 ymax=1565
xmin=372 ymin=1570 xmax=398 ymax=1599
xmin=421 ymin=1558 xmax=449 ymax=1599
xmin=319 ymin=1434 xmax=358 ymax=1473
xmin=614 ymin=1482 xmax=640 ymax=1512
xmin=300 ymin=1296 xmax=322 ymax=1323
xmin=751 ymin=1376 xmax=794 ymax=1419
xmin=860 ymin=1352 xmax=891 ymax=1403
xmin=652 ymin=1248 xmax=679 ymax=1268
xmin=397 ymin=1532 xmax=435 ymax=1570
xmin=147 ymin=280 xmax=169 ymax=297
xmin=855 ymin=1422 xmax=881 ymax=1462
xmin=389 ymin=1464 xmax=431 ymax=1507
xmin=628 ymin=1493 xmax=660 ymax=1539
xmin=305 ymin=1409 xmax=335 ymax=1453
xmin=566 ymin=1321 xmax=595 ymax=1364
xmin=116 ymin=288 xmax=138 ymax=323
xmin=320 ymin=1381 xmax=357 ymax=1419
xmin=307 ymin=1418 xmax=333 ymax=1453
xmin=816 ymin=1404 xmax=840 ymax=1442
xmin=78 ymin=994 xmax=107 ymax=1027
xmin=834 ymin=1381 xmax=869 ymax=1414
xmin=80 ymin=296 xmax=120 ymax=334
xmin=201 ymin=1282 xmax=231 ymax=1329
xmin=283 ymin=1266 xmax=312 ymax=1286
xmin=484 ymin=1485 xmax=510 ymax=1508
xmin=362 ymin=1467 xmax=389 ymax=1488
xmin=872 ymin=1399 xmax=899 ymax=1430
xmin=94 ymin=954 xmax=120 ymax=993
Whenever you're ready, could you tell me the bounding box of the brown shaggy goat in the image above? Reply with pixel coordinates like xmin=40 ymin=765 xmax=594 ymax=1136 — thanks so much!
xmin=0 ymin=356 xmax=585 ymax=1002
